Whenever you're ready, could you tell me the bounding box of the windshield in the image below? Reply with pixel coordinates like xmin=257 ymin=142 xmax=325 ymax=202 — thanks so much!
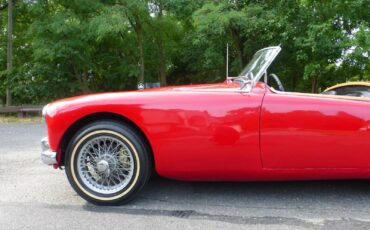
xmin=238 ymin=46 xmax=281 ymax=83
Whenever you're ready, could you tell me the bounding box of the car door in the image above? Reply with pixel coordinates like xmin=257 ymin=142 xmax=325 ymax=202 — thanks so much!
xmin=260 ymin=92 xmax=370 ymax=169
xmin=146 ymin=87 xmax=265 ymax=180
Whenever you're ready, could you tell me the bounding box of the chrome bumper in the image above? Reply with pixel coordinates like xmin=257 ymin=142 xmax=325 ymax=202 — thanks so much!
xmin=41 ymin=137 xmax=57 ymax=165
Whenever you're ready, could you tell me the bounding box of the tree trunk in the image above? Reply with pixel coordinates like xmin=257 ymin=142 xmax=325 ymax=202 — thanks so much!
xmin=291 ymin=70 xmax=298 ymax=91
xmin=80 ymin=69 xmax=90 ymax=93
xmin=291 ymin=74 xmax=296 ymax=92
xmin=121 ymin=3 xmax=146 ymax=88
xmin=158 ymin=42 xmax=167 ymax=86
xmin=236 ymin=45 xmax=243 ymax=72
xmin=135 ymin=19 xmax=145 ymax=86
xmin=311 ymin=76 xmax=317 ymax=93
xmin=157 ymin=2 xmax=166 ymax=86
xmin=72 ymin=65 xmax=90 ymax=94
xmin=231 ymin=29 xmax=243 ymax=72
xmin=6 ymin=0 xmax=13 ymax=106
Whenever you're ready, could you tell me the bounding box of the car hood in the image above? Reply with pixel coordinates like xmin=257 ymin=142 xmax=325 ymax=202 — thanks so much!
xmin=44 ymin=82 xmax=241 ymax=116
xmin=52 ymin=82 xmax=239 ymax=102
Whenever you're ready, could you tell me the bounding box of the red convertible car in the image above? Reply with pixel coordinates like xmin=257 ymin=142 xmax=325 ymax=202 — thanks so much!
xmin=41 ymin=46 xmax=370 ymax=205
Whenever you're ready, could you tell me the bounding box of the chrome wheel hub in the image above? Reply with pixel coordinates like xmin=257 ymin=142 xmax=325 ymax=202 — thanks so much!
xmin=96 ymin=160 xmax=109 ymax=173
xmin=76 ymin=135 xmax=135 ymax=195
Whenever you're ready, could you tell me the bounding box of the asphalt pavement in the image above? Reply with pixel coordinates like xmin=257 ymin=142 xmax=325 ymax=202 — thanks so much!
xmin=1 ymin=123 xmax=370 ymax=230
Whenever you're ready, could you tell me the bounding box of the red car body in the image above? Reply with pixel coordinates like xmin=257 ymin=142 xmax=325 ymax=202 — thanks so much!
xmin=44 ymin=81 xmax=370 ymax=181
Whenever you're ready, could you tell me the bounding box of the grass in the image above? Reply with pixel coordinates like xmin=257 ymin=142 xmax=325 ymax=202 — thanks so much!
xmin=0 ymin=114 xmax=43 ymax=123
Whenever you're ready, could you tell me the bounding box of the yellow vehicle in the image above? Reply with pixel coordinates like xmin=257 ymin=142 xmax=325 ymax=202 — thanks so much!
xmin=322 ymin=82 xmax=370 ymax=98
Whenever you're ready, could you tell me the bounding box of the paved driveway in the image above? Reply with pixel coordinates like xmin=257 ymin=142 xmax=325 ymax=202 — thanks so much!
xmin=1 ymin=123 xmax=370 ymax=230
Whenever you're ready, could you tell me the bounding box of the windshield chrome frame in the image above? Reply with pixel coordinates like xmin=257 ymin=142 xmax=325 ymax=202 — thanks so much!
xmin=236 ymin=46 xmax=281 ymax=92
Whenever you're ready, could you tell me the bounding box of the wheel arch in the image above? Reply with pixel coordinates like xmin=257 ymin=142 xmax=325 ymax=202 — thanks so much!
xmin=58 ymin=112 xmax=154 ymax=169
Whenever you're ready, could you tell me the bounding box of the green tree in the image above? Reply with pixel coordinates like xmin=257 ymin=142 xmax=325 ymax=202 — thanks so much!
xmin=0 ymin=0 xmax=368 ymax=104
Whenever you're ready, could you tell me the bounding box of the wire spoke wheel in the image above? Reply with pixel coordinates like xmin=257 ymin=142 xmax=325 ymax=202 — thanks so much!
xmin=65 ymin=121 xmax=152 ymax=205
xmin=76 ymin=135 xmax=134 ymax=195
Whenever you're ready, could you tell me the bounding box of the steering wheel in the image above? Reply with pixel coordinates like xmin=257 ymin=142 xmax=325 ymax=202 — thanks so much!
xmin=267 ymin=73 xmax=285 ymax=92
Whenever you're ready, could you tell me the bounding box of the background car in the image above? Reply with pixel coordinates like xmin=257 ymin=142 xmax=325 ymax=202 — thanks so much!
xmin=322 ymin=82 xmax=370 ymax=98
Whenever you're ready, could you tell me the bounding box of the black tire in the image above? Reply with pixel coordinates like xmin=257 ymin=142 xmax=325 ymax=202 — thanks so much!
xmin=65 ymin=120 xmax=152 ymax=205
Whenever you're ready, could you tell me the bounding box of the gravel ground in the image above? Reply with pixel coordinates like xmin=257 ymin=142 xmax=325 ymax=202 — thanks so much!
xmin=1 ymin=123 xmax=370 ymax=230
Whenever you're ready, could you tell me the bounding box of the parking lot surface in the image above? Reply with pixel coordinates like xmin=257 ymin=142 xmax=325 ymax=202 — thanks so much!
xmin=1 ymin=123 xmax=370 ymax=230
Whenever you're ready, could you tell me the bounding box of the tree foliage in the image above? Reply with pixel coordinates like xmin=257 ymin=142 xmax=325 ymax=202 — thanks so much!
xmin=0 ymin=0 xmax=369 ymax=104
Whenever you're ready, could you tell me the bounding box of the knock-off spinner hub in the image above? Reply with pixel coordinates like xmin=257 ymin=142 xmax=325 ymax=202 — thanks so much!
xmin=97 ymin=160 xmax=109 ymax=172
